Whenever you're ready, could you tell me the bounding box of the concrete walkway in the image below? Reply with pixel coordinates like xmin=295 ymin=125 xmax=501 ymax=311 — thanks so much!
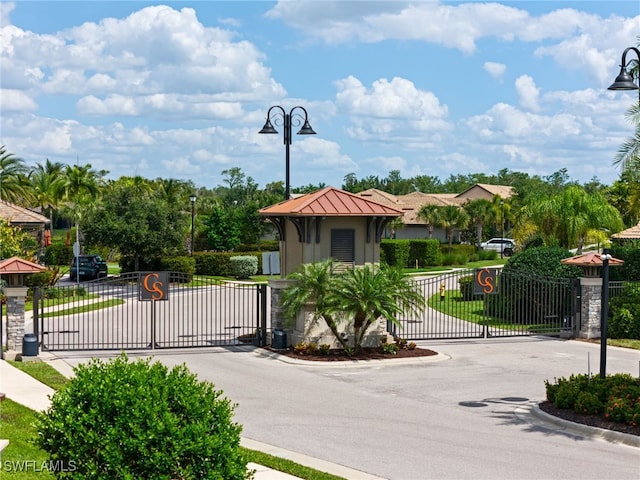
xmin=0 ymin=354 xmax=383 ymax=480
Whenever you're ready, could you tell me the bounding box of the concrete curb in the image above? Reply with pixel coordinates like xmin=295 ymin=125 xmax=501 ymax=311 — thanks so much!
xmin=242 ymin=438 xmax=387 ymax=480
xmin=514 ymin=402 xmax=640 ymax=449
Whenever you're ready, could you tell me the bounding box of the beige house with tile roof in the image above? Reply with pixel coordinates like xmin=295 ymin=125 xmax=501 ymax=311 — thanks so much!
xmin=356 ymin=184 xmax=514 ymax=241
xmin=611 ymin=221 xmax=640 ymax=243
xmin=0 ymin=201 xmax=50 ymax=246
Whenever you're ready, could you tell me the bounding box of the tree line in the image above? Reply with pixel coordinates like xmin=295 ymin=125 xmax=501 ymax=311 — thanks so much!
xmin=0 ymin=143 xmax=637 ymax=265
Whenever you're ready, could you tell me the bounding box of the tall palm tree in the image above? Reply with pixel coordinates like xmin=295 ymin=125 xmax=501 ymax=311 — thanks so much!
xmin=436 ymin=205 xmax=470 ymax=251
xmin=61 ymin=164 xmax=103 ymax=253
xmin=417 ymin=203 xmax=441 ymax=239
xmin=29 ymin=159 xmax=66 ymax=227
xmin=463 ymin=199 xmax=492 ymax=249
xmin=0 ymin=145 xmax=29 ymax=204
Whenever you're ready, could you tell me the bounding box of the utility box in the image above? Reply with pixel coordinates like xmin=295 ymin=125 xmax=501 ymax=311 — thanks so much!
xmin=22 ymin=333 xmax=38 ymax=357
xmin=272 ymin=329 xmax=287 ymax=349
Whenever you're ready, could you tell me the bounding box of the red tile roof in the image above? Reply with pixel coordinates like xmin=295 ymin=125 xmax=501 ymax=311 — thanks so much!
xmin=259 ymin=187 xmax=403 ymax=217
xmin=0 ymin=256 xmax=46 ymax=274
xmin=560 ymin=251 xmax=624 ymax=267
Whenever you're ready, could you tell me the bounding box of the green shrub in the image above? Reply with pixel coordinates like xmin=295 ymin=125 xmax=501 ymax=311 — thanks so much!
xmin=574 ymin=391 xmax=603 ymax=415
xmin=608 ymin=284 xmax=640 ymax=339
xmin=161 ymin=255 xmax=196 ymax=276
xmin=441 ymin=253 xmax=468 ymax=266
xmin=380 ymin=240 xmax=411 ymax=267
xmin=408 ymin=239 xmax=441 ymax=267
xmin=609 ymin=242 xmax=640 ymax=281
xmin=544 ymin=373 xmax=640 ymax=427
xmin=43 ymin=243 xmax=73 ymax=266
xmin=459 ymin=275 xmax=482 ymax=301
xmin=230 ymin=255 xmax=258 ymax=279
xmin=24 ymin=270 xmax=56 ymax=287
xmin=35 ymin=354 xmax=249 ymax=480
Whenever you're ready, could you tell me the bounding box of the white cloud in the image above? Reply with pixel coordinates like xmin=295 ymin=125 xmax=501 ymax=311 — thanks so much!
xmin=484 ymin=62 xmax=506 ymax=81
xmin=515 ymin=75 xmax=541 ymax=112
xmin=0 ymin=89 xmax=37 ymax=111
xmin=0 ymin=2 xmax=15 ymax=28
xmin=335 ymin=75 xmax=451 ymax=142
xmin=2 ymin=5 xmax=285 ymax=107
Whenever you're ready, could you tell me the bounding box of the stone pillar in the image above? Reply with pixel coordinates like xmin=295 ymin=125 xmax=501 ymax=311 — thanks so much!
xmin=4 ymin=287 xmax=29 ymax=356
xmin=268 ymin=279 xmax=295 ymax=341
xmin=578 ymin=277 xmax=602 ymax=339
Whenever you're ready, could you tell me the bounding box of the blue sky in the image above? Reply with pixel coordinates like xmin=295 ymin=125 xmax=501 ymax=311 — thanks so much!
xmin=1 ymin=1 xmax=639 ymax=191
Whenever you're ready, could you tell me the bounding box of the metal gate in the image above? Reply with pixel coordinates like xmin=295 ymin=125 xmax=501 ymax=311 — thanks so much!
xmin=35 ymin=272 xmax=268 ymax=351
xmin=390 ymin=269 xmax=577 ymax=340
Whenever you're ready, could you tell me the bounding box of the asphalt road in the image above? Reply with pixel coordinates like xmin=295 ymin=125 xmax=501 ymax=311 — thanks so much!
xmin=54 ymin=337 xmax=640 ymax=480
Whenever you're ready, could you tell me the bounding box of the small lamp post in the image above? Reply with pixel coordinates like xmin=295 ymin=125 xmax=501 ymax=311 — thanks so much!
xmin=259 ymin=106 xmax=316 ymax=200
xmin=189 ymin=194 xmax=197 ymax=256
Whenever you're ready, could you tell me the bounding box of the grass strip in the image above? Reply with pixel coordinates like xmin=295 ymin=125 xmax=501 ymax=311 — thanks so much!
xmin=40 ymin=299 xmax=125 ymax=317
xmin=241 ymin=448 xmax=347 ymax=480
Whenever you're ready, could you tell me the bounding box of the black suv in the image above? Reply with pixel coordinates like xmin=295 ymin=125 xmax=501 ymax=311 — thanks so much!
xmin=69 ymin=255 xmax=108 ymax=281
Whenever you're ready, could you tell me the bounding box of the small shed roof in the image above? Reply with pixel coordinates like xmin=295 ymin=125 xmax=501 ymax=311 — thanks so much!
xmin=0 ymin=256 xmax=46 ymax=274
xmin=259 ymin=187 xmax=403 ymax=217
xmin=560 ymin=251 xmax=624 ymax=268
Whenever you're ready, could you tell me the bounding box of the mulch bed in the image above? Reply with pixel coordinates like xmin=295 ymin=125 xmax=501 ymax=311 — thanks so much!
xmin=261 ymin=346 xmax=438 ymax=362
xmin=538 ymin=401 xmax=640 ymax=436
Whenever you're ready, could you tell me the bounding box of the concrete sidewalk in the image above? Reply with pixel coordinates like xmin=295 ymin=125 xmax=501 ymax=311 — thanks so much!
xmin=0 ymin=355 xmax=374 ymax=480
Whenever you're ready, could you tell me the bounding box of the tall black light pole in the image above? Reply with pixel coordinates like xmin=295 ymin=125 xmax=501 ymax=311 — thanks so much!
xmin=598 ymin=46 xmax=639 ymax=377
xmin=189 ymin=194 xmax=197 ymax=256
xmin=599 ymin=249 xmax=611 ymax=379
xmin=259 ymin=106 xmax=316 ymax=200
xmin=500 ymin=201 xmax=505 ymax=259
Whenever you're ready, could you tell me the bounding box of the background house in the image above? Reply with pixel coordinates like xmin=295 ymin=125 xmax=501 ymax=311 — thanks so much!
xmin=611 ymin=221 xmax=640 ymax=244
xmin=0 ymin=200 xmax=50 ymax=249
xmin=356 ymin=183 xmax=514 ymax=241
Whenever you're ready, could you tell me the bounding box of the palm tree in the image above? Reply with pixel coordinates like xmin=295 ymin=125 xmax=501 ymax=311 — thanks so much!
xmin=463 ymin=199 xmax=492 ymax=249
xmin=417 ymin=204 xmax=441 ymax=239
xmin=436 ymin=205 xmax=470 ymax=251
xmin=29 ymin=159 xmax=66 ymax=227
xmin=280 ymin=260 xmax=425 ymax=353
xmin=0 ymin=145 xmax=29 ymax=204
xmin=522 ymin=185 xmax=623 ymax=253
xmin=61 ymin=164 xmax=103 ymax=254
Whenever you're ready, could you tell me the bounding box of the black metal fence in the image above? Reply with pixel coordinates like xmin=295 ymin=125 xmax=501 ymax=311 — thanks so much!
xmin=34 ymin=268 xmax=591 ymax=351
xmin=389 ymin=269 xmax=577 ymax=340
xmin=35 ymin=272 xmax=267 ymax=351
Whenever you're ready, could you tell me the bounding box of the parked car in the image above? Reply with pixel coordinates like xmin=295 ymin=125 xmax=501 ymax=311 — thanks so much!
xmin=69 ymin=254 xmax=108 ymax=281
xmin=480 ymin=238 xmax=516 ymax=256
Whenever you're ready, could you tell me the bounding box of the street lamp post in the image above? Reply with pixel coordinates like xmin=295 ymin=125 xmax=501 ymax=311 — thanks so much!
xmin=608 ymin=46 xmax=640 ymax=97
xmin=599 ymin=249 xmax=612 ymax=379
xmin=500 ymin=201 xmax=505 ymax=259
xmin=596 ymin=46 xmax=639 ymax=378
xmin=189 ymin=194 xmax=197 ymax=256
xmin=259 ymin=106 xmax=316 ymax=200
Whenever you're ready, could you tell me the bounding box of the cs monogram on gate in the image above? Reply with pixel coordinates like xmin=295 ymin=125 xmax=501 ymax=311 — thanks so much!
xmin=473 ymin=268 xmax=498 ymax=295
xmin=140 ymin=272 xmax=169 ymax=301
